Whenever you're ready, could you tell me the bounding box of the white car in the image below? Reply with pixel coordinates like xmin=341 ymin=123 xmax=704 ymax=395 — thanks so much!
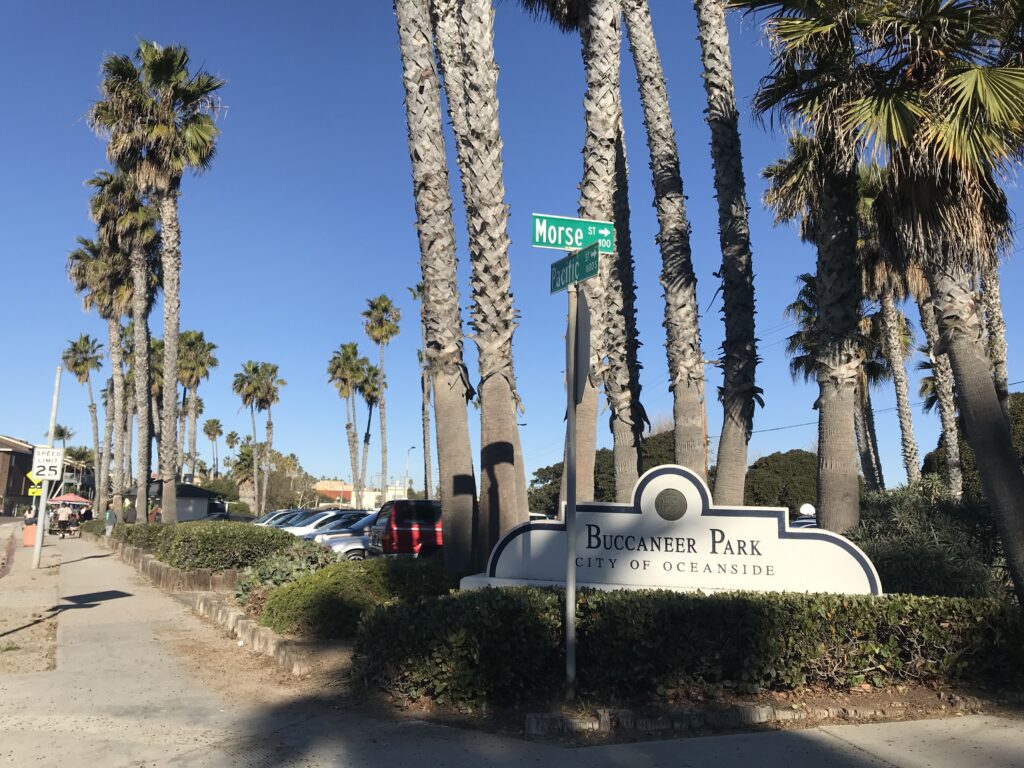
xmin=281 ymin=510 xmax=359 ymax=537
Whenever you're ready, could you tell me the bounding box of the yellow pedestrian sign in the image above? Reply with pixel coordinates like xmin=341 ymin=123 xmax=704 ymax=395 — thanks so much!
xmin=28 ymin=486 xmax=42 ymax=497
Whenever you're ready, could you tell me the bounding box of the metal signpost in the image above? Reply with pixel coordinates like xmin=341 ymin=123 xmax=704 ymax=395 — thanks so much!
xmin=532 ymin=214 xmax=609 ymax=699
xmin=31 ymin=367 xmax=62 ymax=570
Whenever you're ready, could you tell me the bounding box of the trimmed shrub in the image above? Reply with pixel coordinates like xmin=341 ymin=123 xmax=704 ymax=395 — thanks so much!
xmin=79 ymin=519 xmax=105 ymax=535
xmin=259 ymin=558 xmax=456 ymax=638
xmin=155 ymin=521 xmax=293 ymax=571
xmin=849 ymin=485 xmax=1005 ymax=598
xmin=112 ymin=522 xmax=174 ymax=552
xmin=354 ymin=587 xmax=1024 ymax=708
xmin=236 ymin=540 xmax=341 ymax=606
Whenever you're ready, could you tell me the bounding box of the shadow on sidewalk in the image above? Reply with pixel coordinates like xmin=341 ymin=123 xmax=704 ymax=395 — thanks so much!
xmin=44 ymin=553 xmax=113 ymax=569
xmin=0 ymin=589 xmax=132 ymax=639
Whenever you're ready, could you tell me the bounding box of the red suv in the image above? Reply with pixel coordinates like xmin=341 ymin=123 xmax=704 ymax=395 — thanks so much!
xmin=367 ymin=500 xmax=442 ymax=557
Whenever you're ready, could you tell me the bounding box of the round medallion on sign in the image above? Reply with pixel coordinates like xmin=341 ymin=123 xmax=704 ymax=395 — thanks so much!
xmin=654 ymin=488 xmax=687 ymax=521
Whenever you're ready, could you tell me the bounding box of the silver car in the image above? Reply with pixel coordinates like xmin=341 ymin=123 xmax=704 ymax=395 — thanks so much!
xmin=320 ymin=511 xmax=379 ymax=561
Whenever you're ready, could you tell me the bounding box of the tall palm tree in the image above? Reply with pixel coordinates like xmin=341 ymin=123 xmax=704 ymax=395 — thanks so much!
xmin=394 ymin=0 xmax=479 ymax=573
xmin=91 ymin=41 xmax=225 ymax=522
xmin=693 ymin=0 xmax=760 ymax=506
xmin=621 ymin=0 xmax=706 ymax=477
xmin=62 ymin=335 xmax=103 ymax=500
xmin=430 ymin=0 xmax=528 ymax=550
xmin=408 ymin=283 xmax=433 ymax=498
xmin=255 ymin=363 xmax=285 ymax=517
xmin=67 ymin=236 xmax=132 ymax=517
xmin=362 ymin=296 xmax=400 ymax=504
xmin=356 ymin=364 xmax=383 ymax=511
xmin=87 ymin=169 xmax=161 ymax=520
xmin=762 ymin=133 xmax=863 ymax=530
xmin=225 ymin=431 xmax=239 ymax=460
xmin=327 ymin=342 xmax=367 ymax=503
xmin=203 ymin=418 xmax=222 ymax=478
xmin=51 ymin=425 xmax=75 ymax=451
xmin=178 ymin=330 xmax=218 ymax=479
xmin=233 ymin=362 xmax=265 ymax=517
xmin=742 ymin=0 xmax=1024 ymax=601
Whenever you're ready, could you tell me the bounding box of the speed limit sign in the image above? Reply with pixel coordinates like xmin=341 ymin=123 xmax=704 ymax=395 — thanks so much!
xmin=32 ymin=447 xmax=65 ymax=481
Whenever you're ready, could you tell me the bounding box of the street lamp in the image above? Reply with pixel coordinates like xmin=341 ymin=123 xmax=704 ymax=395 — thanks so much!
xmin=404 ymin=445 xmax=416 ymax=499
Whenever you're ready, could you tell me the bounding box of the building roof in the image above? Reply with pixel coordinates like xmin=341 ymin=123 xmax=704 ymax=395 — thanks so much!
xmin=0 ymin=435 xmax=33 ymax=454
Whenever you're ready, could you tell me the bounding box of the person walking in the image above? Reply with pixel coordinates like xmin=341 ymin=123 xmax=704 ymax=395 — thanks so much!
xmin=57 ymin=503 xmax=72 ymax=539
xmin=104 ymin=502 xmax=116 ymax=537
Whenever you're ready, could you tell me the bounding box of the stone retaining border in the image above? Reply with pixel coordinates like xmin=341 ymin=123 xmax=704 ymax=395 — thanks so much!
xmin=82 ymin=532 xmax=238 ymax=592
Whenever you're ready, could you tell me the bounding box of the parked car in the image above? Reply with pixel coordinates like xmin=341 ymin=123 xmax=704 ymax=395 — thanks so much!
xmin=301 ymin=511 xmax=369 ymax=540
xmin=253 ymin=509 xmax=303 ymax=527
xmin=322 ymin=510 xmax=380 ymax=560
xmin=282 ymin=510 xmax=364 ymax=537
xmin=367 ymin=500 xmax=442 ymax=558
xmin=267 ymin=509 xmax=321 ymax=528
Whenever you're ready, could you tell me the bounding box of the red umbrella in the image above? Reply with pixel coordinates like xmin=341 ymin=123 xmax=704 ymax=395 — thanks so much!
xmin=46 ymin=493 xmax=91 ymax=505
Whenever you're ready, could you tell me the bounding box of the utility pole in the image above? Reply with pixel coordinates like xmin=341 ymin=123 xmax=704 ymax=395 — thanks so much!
xmin=32 ymin=366 xmax=62 ymax=570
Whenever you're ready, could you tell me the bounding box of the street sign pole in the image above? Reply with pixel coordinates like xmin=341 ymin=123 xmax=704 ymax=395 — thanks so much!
xmin=32 ymin=366 xmax=62 ymax=570
xmin=564 ymin=282 xmax=578 ymax=700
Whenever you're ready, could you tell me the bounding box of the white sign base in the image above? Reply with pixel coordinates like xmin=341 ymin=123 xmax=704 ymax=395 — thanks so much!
xmin=461 ymin=465 xmax=882 ymax=596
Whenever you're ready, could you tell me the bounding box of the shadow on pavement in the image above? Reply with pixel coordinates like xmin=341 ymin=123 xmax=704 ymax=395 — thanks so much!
xmin=45 ymin=553 xmax=113 ymax=568
xmin=0 ymin=589 xmax=132 ymax=639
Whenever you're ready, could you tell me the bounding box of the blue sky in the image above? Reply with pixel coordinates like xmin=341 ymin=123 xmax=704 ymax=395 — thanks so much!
xmin=1 ymin=1 xmax=1021 ymax=494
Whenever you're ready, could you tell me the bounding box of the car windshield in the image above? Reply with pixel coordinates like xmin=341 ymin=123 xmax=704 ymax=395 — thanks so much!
xmin=271 ymin=510 xmax=312 ymax=526
xmin=347 ymin=513 xmax=377 ymax=532
xmin=318 ymin=513 xmax=365 ymax=532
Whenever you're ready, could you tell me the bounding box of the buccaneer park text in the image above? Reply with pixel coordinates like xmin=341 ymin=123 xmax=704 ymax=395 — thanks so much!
xmin=580 ymin=524 xmax=776 ymax=576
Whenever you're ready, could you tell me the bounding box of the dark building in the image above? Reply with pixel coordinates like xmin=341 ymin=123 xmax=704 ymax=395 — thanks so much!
xmin=0 ymin=435 xmax=34 ymax=516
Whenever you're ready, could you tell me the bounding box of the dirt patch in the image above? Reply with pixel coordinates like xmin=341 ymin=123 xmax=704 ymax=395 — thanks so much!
xmin=0 ymin=609 xmax=58 ymax=674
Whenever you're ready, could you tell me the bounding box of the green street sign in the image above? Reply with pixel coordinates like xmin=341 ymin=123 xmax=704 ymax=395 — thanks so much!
xmin=532 ymin=213 xmax=615 ymax=254
xmin=550 ymin=242 xmax=600 ymax=294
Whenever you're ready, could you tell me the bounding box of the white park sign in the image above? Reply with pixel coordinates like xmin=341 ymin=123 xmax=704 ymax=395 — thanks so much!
xmin=462 ymin=465 xmax=882 ymax=596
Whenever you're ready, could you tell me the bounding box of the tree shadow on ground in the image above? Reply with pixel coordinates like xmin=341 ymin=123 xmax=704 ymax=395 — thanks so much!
xmin=0 ymin=589 xmax=131 ymax=639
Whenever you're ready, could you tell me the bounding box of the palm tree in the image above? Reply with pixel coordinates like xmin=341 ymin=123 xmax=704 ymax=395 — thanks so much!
xmin=51 ymin=425 xmax=75 ymax=451
xmin=741 ymin=0 xmax=1024 ymax=601
xmin=622 ymin=0 xmax=706 ymax=478
xmin=178 ymin=330 xmax=218 ymax=479
xmin=327 ymin=342 xmax=367 ymax=503
xmin=980 ymin=265 xmax=1010 ymax=419
xmin=87 ymin=169 xmax=161 ymax=520
xmin=394 ymin=0 xmax=480 ymax=573
xmin=362 ymin=296 xmax=400 ymax=504
xmin=408 ymin=283 xmax=433 ymax=498
xmin=203 ymin=418 xmax=222 ymax=478
xmin=62 ymin=335 xmax=103 ymax=500
xmin=91 ymin=41 xmax=225 ymax=522
xmin=233 ymin=362 xmax=265 ymax=519
xmin=225 ymin=431 xmax=239 ymax=460
xmin=356 ymin=364 xmax=383 ymax=511
xmin=693 ymin=0 xmax=759 ymax=506
xmin=255 ymin=363 xmax=285 ymax=517
xmin=67 ymin=236 xmax=132 ymax=518
xmin=762 ymin=133 xmax=863 ymax=530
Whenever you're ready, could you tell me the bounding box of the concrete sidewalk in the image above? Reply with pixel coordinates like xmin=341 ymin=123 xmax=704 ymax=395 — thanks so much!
xmin=0 ymin=534 xmax=1020 ymax=767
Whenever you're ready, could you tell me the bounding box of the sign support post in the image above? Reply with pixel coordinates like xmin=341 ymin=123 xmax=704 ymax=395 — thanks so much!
xmin=564 ymin=282 xmax=578 ymax=700
xmin=32 ymin=366 xmax=62 ymax=570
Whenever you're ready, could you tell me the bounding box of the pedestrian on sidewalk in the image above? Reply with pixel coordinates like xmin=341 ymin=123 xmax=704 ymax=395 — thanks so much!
xmin=104 ymin=502 xmax=116 ymax=537
xmin=57 ymin=503 xmax=72 ymax=539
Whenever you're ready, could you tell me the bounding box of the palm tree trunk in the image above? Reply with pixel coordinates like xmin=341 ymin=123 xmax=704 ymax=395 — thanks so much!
xmin=346 ymin=395 xmax=361 ymax=506
xmin=261 ymin=405 xmax=273 ymax=517
xmin=863 ymin=387 xmax=885 ymax=491
xmin=98 ymin=377 xmax=114 ymax=516
xmin=930 ymin=265 xmax=1024 ymax=605
xmin=151 ymin=394 xmax=162 ymax=472
xmin=178 ymin=387 xmax=188 ymax=479
xmin=209 ymin=436 xmax=216 ymax=478
xmin=124 ymin=409 xmax=133 ymax=506
xmin=361 ymin=403 xmax=374 ymax=509
xmin=979 ymin=265 xmax=1010 ymax=420
xmin=85 ymin=374 xmax=101 ymax=502
xmin=623 ymin=0 xmax=706 ymax=478
xmin=917 ymin=295 xmax=962 ymax=498
xmin=421 ymin=351 xmax=433 ymax=497
xmin=378 ymin=345 xmax=389 ymax=503
xmin=188 ymin=389 xmax=199 ymax=479
xmin=398 ymin=0 xmax=479 ymax=572
xmin=694 ymin=0 xmax=758 ymax=505
xmin=158 ymin=192 xmax=181 ymax=523
xmin=855 ymin=383 xmax=884 ymax=492
xmin=880 ymin=290 xmax=920 ymax=483
xmin=249 ymin=406 xmax=260 ymax=517
xmin=131 ymin=249 xmax=152 ymax=523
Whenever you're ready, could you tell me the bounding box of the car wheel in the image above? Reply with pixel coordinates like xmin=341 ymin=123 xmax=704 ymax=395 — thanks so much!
xmin=345 ymin=550 xmax=365 ymax=561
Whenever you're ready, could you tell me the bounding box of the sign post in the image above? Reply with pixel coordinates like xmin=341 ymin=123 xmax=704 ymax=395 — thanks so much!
xmin=31 ymin=367 xmax=62 ymax=570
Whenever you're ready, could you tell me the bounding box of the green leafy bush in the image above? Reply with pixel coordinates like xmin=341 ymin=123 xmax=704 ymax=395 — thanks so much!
xmin=236 ymin=540 xmax=340 ymax=606
xmin=112 ymin=522 xmax=173 ymax=551
xmin=849 ymin=485 xmax=1005 ymax=598
xmin=354 ymin=588 xmax=1024 ymax=708
xmin=79 ymin=519 xmax=106 ymax=535
xmin=259 ymin=558 xmax=456 ymax=638
xmin=155 ymin=521 xmax=293 ymax=571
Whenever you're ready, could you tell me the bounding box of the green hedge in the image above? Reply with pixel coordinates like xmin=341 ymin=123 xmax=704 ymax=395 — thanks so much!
xmin=79 ymin=519 xmax=106 ymax=535
xmin=112 ymin=522 xmax=173 ymax=552
xmin=155 ymin=522 xmax=293 ymax=571
xmin=236 ymin=540 xmax=340 ymax=605
xmin=259 ymin=558 xmax=456 ymax=638
xmin=353 ymin=588 xmax=1024 ymax=708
